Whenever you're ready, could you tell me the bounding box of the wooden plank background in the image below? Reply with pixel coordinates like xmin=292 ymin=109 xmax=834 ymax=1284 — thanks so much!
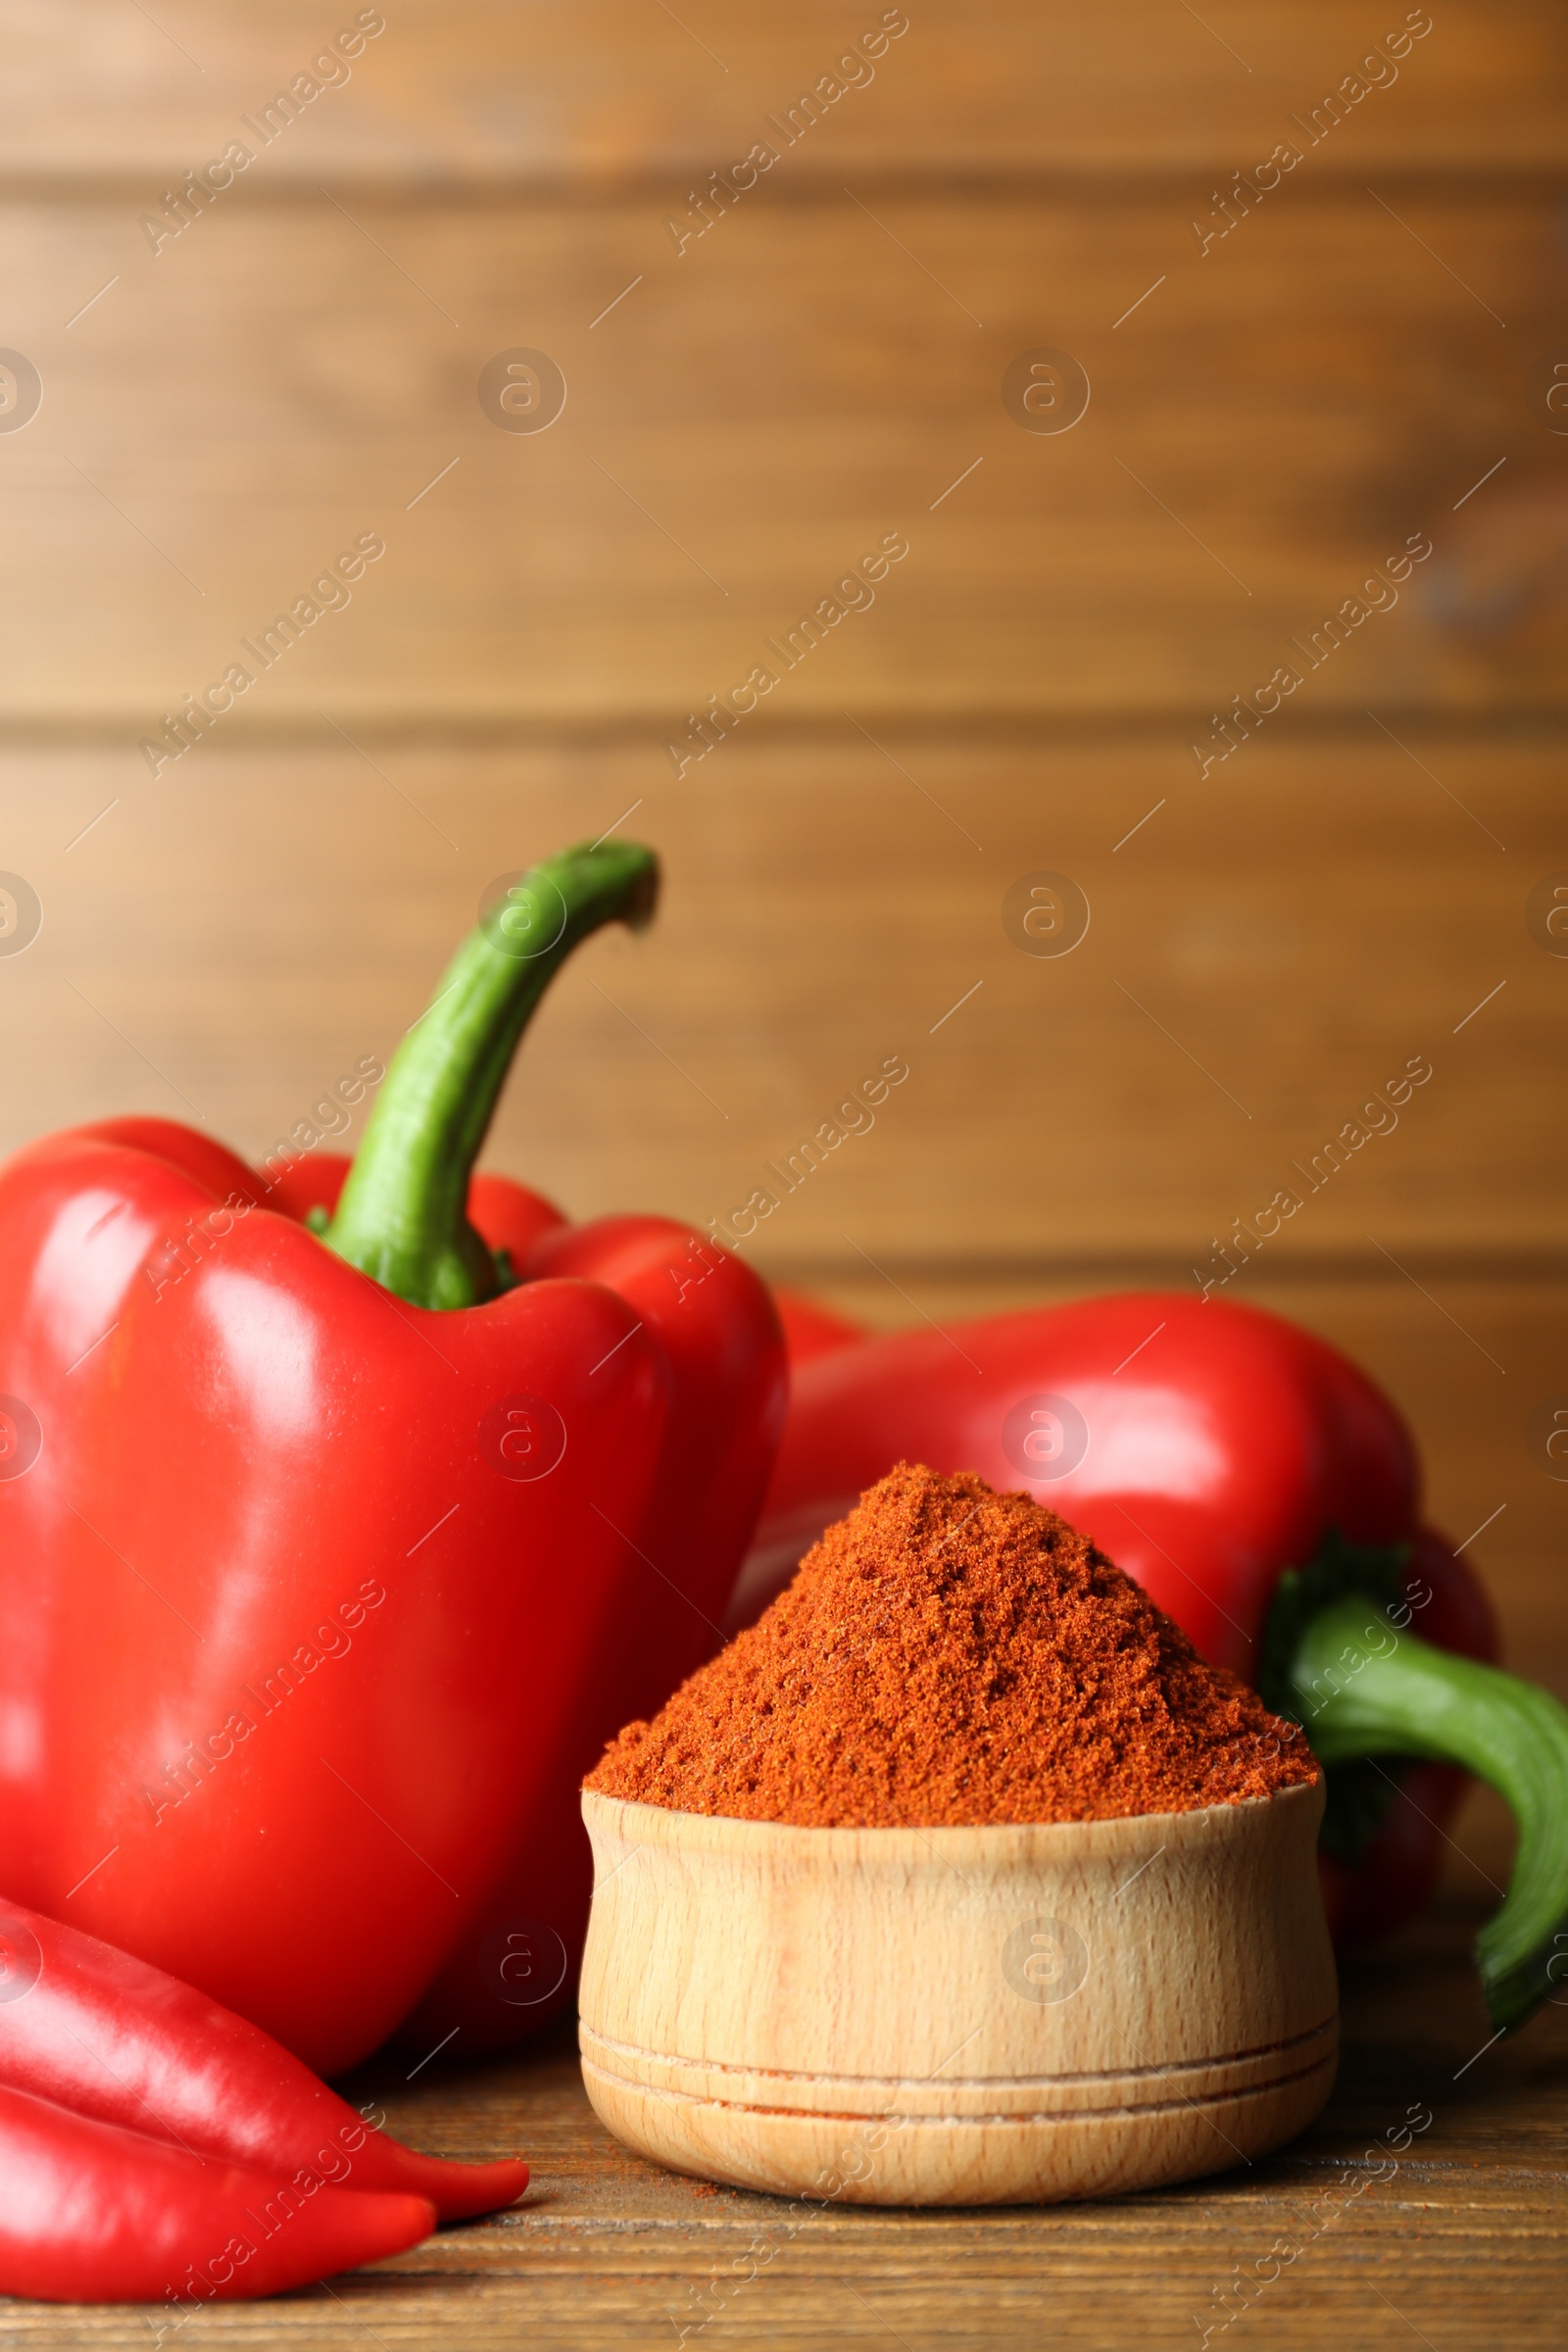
xmin=4 ymin=3 xmax=1566 ymax=180
xmin=1 ymin=188 xmax=1561 ymax=726
xmin=0 ymin=1 xmax=1564 ymax=2339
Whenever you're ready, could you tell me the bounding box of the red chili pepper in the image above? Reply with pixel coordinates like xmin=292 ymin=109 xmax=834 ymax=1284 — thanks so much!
xmin=0 ymin=843 xmax=784 ymax=2073
xmin=0 ymin=1899 xmax=525 ymax=2221
xmin=751 ymin=1289 xmax=1568 ymax=2031
xmin=0 ymin=2083 xmax=434 ymax=2304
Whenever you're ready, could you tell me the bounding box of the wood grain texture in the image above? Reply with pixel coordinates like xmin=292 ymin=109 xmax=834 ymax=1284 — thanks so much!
xmin=0 ymin=189 xmax=1560 ymax=728
xmin=0 ymin=740 xmax=1559 ymax=1259
xmin=578 ymin=1787 xmax=1337 ymax=2204
xmin=4 ymin=3 xmax=1565 ymax=183
xmin=0 ymin=1899 xmax=1556 ymax=2347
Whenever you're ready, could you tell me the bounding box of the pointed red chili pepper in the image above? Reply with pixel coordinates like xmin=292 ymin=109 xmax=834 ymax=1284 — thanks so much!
xmin=0 ymin=2082 xmax=434 ymax=2303
xmin=0 ymin=1900 xmax=526 ymax=2222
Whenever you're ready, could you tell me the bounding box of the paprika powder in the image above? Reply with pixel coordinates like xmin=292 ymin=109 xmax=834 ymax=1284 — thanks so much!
xmin=588 ymin=1463 xmax=1317 ymax=1827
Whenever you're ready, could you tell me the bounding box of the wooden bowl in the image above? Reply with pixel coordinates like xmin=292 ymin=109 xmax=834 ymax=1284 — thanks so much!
xmin=578 ymin=1781 xmax=1336 ymax=2206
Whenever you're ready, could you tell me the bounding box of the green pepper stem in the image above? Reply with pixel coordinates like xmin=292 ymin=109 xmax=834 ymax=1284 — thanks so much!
xmin=323 ymin=840 xmax=659 ymax=1308
xmin=1289 ymin=1592 xmax=1568 ymax=2032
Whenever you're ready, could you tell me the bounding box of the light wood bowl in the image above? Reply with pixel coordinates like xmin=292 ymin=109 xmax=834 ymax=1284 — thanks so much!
xmin=578 ymin=1781 xmax=1336 ymax=2206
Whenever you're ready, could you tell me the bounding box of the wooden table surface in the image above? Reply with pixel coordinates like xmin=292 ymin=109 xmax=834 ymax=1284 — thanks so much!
xmin=1 ymin=1 xmax=1564 ymax=2340
xmin=2 ymin=1897 xmax=1560 ymax=2351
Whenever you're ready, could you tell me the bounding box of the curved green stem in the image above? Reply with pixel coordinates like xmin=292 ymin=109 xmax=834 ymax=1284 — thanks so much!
xmin=1288 ymin=1593 xmax=1568 ymax=2032
xmin=323 ymin=840 xmax=659 ymax=1308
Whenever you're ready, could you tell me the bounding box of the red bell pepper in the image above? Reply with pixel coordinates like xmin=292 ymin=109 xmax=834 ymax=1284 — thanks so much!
xmin=749 ymin=1290 xmax=1568 ymax=2031
xmin=0 ymin=842 xmax=784 ymax=2073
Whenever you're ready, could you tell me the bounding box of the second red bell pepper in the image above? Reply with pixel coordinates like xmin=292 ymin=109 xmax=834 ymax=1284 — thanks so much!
xmin=750 ymin=1289 xmax=1568 ymax=2030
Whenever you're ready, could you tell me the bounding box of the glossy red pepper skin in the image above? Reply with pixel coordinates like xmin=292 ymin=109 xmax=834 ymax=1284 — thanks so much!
xmin=0 ymin=1898 xmax=525 ymax=2221
xmin=753 ymin=1290 xmax=1500 ymax=1942
xmin=0 ymin=1116 xmax=782 ymax=2075
xmin=274 ymin=1154 xmax=790 ymax=2054
xmin=0 ymin=2082 xmax=434 ymax=2303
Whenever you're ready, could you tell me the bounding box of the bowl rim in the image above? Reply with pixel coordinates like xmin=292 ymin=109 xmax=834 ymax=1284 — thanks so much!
xmin=580 ymin=1775 xmax=1324 ymax=1863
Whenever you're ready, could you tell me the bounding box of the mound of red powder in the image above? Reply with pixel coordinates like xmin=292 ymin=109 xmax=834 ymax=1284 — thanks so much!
xmin=586 ymin=1462 xmax=1316 ymax=1827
